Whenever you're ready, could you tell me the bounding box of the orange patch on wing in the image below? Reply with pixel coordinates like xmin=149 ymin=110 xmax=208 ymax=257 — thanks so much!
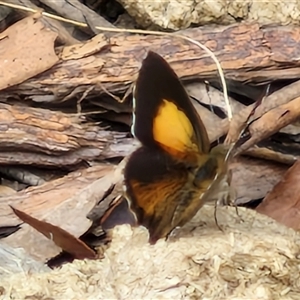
xmin=153 ymin=99 xmax=199 ymax=161
xmin=127 ymin=177 xmax=185 ymax=216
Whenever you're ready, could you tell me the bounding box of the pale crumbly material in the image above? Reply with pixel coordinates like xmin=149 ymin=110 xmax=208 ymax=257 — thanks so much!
xmin=116 ymin=0 xmax=300 ymax=30
xmin=1 ymin=205 xmax=300 ymax=299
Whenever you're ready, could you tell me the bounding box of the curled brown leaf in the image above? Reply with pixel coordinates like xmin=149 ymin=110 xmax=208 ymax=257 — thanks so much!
xmin=256 ymin=160 xmax=300 ymax=230
xmin=11 ymin=206 xmax=96 ymax=260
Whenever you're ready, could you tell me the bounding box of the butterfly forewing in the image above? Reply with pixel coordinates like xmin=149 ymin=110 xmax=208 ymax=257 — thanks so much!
xmin=132 ymin=51 xmax=210 ymax=159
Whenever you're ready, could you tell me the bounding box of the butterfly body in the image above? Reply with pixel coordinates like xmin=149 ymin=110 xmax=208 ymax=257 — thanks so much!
xmin=124 ymin=51 xmax=230 ymax=244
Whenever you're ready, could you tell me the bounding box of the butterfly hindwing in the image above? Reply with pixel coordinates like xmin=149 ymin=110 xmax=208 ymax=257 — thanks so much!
xmin=124 ymin=146 xmax=219 ymax=244
xmin=124 ymin=147 xmax=187 ymax=239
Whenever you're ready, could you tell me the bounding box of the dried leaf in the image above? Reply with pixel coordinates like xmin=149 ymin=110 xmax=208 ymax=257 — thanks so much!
xmin=60 ymin=34 xmax=109 ymax=60
xmin=235 ymin=96 xmax=300 ymax=155
xmin=230 ymin=156 xmax=287 ymax=205
xmin=1 ymin=164 xmax=114 ymax=260
xmin=0 ymin=13 xmax=58 ymax=90
xmin=190 ymin=98 xmax=225 ymax=142
xmin=185 ymin=82 xmax=244 ymax=117
xmin=11 ymin=206 xmax=96 ymax=260
xmin=256 ymin=160 xmax=300 ymax=230
xmin=245 ymin=146 xmax=298 ymax=165
xmin=226 ymin=80 xmax=300 ymax=144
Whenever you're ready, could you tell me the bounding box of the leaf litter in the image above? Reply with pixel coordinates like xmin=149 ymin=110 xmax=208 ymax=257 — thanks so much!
xmin=1 ymin=4 xmax=300 ymax=300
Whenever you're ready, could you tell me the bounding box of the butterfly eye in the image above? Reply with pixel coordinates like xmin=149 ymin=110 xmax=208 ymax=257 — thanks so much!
xmin=194 ymin=158 xmax=218 ymax=188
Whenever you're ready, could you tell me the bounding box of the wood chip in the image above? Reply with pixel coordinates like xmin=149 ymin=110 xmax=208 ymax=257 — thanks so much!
xmin=1 ymin=164 xmax=115 ymax=261
xmin=0 ymin=13 xmax=58 ymax=90
xmin=2 ymin=206 xmax=300 ymax=299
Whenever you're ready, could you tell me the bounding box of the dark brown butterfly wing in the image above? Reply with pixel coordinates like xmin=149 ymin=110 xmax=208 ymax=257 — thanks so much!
xmin=124 ymin=51 xmax=222 ymax=244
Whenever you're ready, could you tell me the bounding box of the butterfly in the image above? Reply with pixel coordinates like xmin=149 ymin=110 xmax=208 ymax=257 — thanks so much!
xmin=123 ymin=51 xmax=232 ymax=245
